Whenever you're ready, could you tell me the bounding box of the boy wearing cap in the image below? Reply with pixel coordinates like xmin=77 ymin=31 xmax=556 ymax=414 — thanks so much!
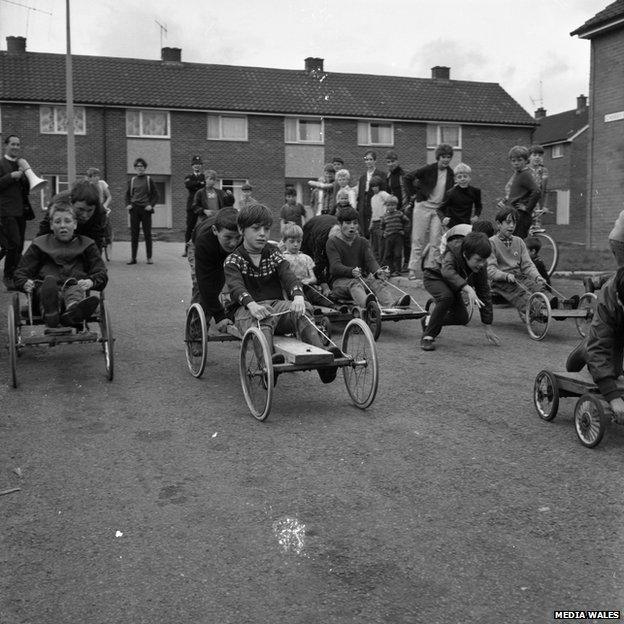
xmin=183 ymin=156 xmax=206 ymax=257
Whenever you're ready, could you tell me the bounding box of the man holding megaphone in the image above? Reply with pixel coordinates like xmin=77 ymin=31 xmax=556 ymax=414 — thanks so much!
xmin=0 ymin=135 xmax=36 ymax=290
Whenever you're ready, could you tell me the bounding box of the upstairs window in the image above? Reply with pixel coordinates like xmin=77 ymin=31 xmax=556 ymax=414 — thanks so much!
xmin=285 ymin=118 xmax=324 ymax=144
xmin=357 ymin=121 xmax=393 ymax=146
xmin=126 ymin=109 xmax=170 ymax=138
xmin=426 ymin=124 xmax=461 ymax=149
xmin=40 ymin=106 xmax=86 ymax=135
xmin=207 ymin=115 xmax=248 ymax=141
xmin=551 ymin=144 xmax=563 ymax=159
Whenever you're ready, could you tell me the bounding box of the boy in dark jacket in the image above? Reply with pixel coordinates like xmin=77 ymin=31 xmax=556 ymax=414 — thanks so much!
xmin=436 ymin=163 xmax=482 ymax=228
xmin=566 ymin=268 xmax=624 ymax=422
xmin=421 ymin=230 xmax=500 ymax=351
xmin=14 ymin=198 xmax=107 ymax=327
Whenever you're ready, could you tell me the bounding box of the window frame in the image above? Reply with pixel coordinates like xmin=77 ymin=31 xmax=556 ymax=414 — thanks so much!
xmin=284 ymin=117 xmax=324 ymax=144
xmin=207 ymin=114 xmax=248 ymax=141
xmin=426 ymin=123 xmax=462 ymax=149
xmin=40 ymin=174 xmax=69 ymax=209
xmin=125 ymin=109 xmax=171 ymax=138
xmin=551 ymin=144 xmax=563 ymax=159
xmin=40 ymin=105 xmax=87 ymax=135
xmin=357 ymin=120 xmax=394 ymax=147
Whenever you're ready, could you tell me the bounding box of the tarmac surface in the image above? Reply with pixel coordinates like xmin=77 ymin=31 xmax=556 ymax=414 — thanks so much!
xmin=1 ymin=241 xmax=623 ymax=624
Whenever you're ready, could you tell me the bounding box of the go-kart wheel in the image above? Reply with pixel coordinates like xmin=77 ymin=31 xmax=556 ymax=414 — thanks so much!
xmin=315 ymin=315 xmax=332 ymax=346
xmin=364 ymin=300 xmax=382 ymax=341
xmin=7 ymin=303 xmax=18 ymax=388
xmin=422 ymin=298 xmax=434 ymax=332
xmin=533 ymin=369 xmax=559 ymax=421
xmin=526 ymin=292 xmax=551 ymax=341
xmin=185 ymin=303 xmax=207 ymax=378
xmin=351 ymin=306 xmax=361 ymax=319
xmin=574 ymin=393 xmax=608 ymax=448
xmin=575 ymin=292 xmax=597 ymax=338
xmin=98 ymin=298 xmax=114 ymax=381
xmin=341 ymin=318 xmax=378 ymax=409
xmin=239 ymin=326 xmax=274 ymax=422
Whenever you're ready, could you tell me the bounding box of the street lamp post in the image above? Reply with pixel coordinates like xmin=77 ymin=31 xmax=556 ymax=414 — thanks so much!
xmin=66 ymin=0 xmax=76 ymax=185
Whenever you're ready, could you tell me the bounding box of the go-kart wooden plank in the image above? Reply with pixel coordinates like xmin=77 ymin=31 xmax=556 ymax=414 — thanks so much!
xmin=550 ymin=309 xmax=589 ymax=319
xmin=273 ymin=336 xmax=334 ymax=365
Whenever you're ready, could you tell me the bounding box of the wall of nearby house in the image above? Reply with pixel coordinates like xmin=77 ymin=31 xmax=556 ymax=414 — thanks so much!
xmin=587 ymin=27 xmax=624 ymax=248
xmin=0 ymin=103 xmax=532 ymax=239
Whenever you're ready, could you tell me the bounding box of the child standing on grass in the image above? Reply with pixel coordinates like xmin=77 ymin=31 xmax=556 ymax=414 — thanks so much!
xmin=224 ymin=204 xmax=340 ymax=382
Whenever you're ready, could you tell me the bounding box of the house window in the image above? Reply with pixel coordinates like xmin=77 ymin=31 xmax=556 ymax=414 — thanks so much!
xmin=221 ymin=178 xmax=248 ymax=208
xmin=40 ymin=106 xmax=86 ymax=135
xmin=551 ymin=144 xmax=563 ymax=159
xmin=207 ymin=115 xmax=248 ymax=141
xmin=126 ymin=109 xmax=170 ymax=138
xmin=40 ymin=174 xmax=69 ymax=209
xmin=426 ymin=124 xmax=461 ymax=149
xmin=284 ymin=118 xmax=324 ymax=144
xmin=357 ymin=121 xmax=394 ymax=146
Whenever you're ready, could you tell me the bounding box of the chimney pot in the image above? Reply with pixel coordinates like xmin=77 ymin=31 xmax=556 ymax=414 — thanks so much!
xmin=431 ymin=66 xmax=450 ymax=80
xmin=577 ymin=94 xmax=587 ymax=113
xmin=535 ymin=107 xmax=547 ymax=120
xmin=6 ymin=36 xmax=26 ymax=55
xmin=305 ymin=57 xmax=324 ymax=73
xmin=161 ymin=47 xmax=181 ymax=63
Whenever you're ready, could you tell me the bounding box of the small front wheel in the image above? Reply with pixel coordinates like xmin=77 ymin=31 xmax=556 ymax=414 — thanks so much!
xmin=575 ymin=292 xmax=597 ymax=338
xmin=185 ymin=303 xmax=208 ymax=378
xmin=533 ymin=369 xmax=559 ymax=421
xmin=526 ymin=292 xmax=551 ymax=341
xmin=574 ymin=394 xmax=608 ymax=448
xmin=341 ymin=319 xmax=378 ymax=409
xmin=239 ymin=326 xmax=274 ymax=421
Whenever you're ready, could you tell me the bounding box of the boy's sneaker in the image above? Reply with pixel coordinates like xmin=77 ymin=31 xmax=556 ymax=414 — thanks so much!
xmin=317 ymin=346 xmax=341 ymax=384
xmin=549 ymin=296 xmax=559 ymax=309
xmin=395 ymin=294 xmax=411 ymax=307
xmin=126 ymin=259 xmax=137 ymax=265
xmin=564 ymin=295 xmax=580 ymax=309
xmin=420 ymin=336 xmax=435 ymax=351
xmin=60 ymin=295 xmax=99 ymax=326
xmin=40 ymin=275 xmax=60 ymax=327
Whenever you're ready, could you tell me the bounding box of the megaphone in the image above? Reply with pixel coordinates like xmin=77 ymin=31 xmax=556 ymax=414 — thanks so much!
xmin=23 ymin=167 xmax=48 ymax=192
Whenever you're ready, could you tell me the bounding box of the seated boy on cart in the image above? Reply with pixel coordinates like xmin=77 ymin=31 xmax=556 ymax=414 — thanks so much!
xmin=566 ymin=267 xmax=624 ymax=421
xmin=325 ymin=205 xmax=410 ymax=308
xmin=224 ymin=204 xmax=340 ymax=383
xmin=14 ymin=197 xmax=108 ymax=327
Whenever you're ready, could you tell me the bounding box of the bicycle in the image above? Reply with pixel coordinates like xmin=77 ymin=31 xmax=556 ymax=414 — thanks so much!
xmin=528 ymin=208 xmax=558 ymax=277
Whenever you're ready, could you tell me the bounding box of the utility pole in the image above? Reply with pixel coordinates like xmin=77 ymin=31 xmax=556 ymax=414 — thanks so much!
xmin=65 ymin=0 xmax=75 ymax=184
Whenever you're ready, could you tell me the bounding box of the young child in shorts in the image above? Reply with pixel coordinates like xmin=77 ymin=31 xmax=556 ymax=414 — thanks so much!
xmin=224 ymin=204 xmax=340 ymax=382
xmin=280 ymin=186 xmax=307 ymax=228
xmin=14 ymin=198 xmax=108 ymax=327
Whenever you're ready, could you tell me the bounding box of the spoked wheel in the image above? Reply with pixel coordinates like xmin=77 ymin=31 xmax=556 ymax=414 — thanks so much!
xmin=364 ymin=300 xmax=382 ymax=341
xmin=98 ymin=298 xmax=114 ymax=381
xmin=239 ymin=326 xmax=274 ymax=421
xmin=533 ymin=369 xmax=560 ymax=421
xmin=185 ymin=303 xmax=208 ymax=378
xmin=341 ymin=318 xmax=379 ymax=409
xmin=534 ymin=232 xmax=558 ymax=277
xmin=315 ymin=315 xmax=332 ymax=346
xmin=7 ymin=303 xmax=18 ymax=388
xmin=575 ymin=292 xmax=597 ymax=338
xmin=574 ymin=393 xmax=608 ymax=448
xmin=461 ymin=290 xmax=474 ymax=323
xmin=526 ymin=292 xmax=551 ymax=341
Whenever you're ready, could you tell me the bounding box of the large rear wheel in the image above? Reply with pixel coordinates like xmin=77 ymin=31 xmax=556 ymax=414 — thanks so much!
xmin=185 ymin=303 xmax=207 ymax=378
xmin=239 ymin=327 xmax=273 ymax=421
xmin=341 ymin=319 xmax=378 ymax=409
xmin=575 ymin=292 xmax=597 ymax=338
xmin=526 ymin=292 xmax=551 ymax=341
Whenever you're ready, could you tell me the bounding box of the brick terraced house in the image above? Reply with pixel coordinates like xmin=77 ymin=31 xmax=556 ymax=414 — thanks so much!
xmin=0 ymin=36 xmax=536 ymax=237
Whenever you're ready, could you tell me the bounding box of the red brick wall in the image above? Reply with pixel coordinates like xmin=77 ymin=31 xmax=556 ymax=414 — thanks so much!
xmin=588 ymin=28 xmax=624 ymax=248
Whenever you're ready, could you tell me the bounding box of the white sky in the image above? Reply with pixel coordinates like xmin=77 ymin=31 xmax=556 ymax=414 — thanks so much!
xmin=0 ymin=0 xmax=609 ymax=116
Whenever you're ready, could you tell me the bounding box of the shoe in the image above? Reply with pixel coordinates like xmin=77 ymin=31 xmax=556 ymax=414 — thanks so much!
xmin=126 ymin=259 xmax=137 ymax=265
xmin=60 ymin=295 xmax=99 ymax=326
xmin=549 ymin=296 xmax=559 ymax=309
xmin=420 ymin=336 xmax=435 ymax=351
xmin=564 ymin=295 xmax=580 ymax=309
xmin=566 ymin=340 xmax=587 ymax=372
xmin=395 ymin=294 xmax=411 ymax=307
xmin=582 ymin=276 xmax=595 ymax=294
xmin=317 ymin=346 xmax=341 ymax=384
xmin=146 ymin=259 xmax=153 ymax=265
xmin=40 ymin=275 xmax=59 ymax=327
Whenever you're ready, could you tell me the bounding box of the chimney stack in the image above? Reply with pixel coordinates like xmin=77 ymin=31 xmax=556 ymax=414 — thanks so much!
xmin=535 ymin=107 xmax=547 ymax=120
xmin=305 ymin=57 xmax=324 ymax=73
xmin=577 ymin=94 xmax=587 ymax=114
xmin=6 ymin=36 xmax=26 ymax=55
xmin=431 ymin=66 xmax=450 ymax=80
xmin=161 ymin=47 xmax=182 ymax=63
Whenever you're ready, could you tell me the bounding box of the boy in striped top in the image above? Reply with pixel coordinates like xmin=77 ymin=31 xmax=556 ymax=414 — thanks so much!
xmin=381 ymin=195 xmax=410 ymax=276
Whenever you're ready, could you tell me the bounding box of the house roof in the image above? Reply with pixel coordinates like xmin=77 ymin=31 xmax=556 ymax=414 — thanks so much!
xmin=0 ymin=50 xmax=536 ymax=127
xmin=571 ymin=0 xmax=624 ymax=37
xmin=533 ymin=107 xmax=589 ymax=145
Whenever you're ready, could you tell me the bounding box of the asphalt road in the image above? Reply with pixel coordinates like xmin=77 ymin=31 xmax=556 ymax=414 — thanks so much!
xmin=1 ymin=241 xmax=623 ymax=624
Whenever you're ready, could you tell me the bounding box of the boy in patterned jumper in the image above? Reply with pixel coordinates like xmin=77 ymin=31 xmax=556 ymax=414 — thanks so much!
xmin=224 ymin=204 xmax=339 ymax=382
xmin=380 ymin=195 xmax=410 ymax=276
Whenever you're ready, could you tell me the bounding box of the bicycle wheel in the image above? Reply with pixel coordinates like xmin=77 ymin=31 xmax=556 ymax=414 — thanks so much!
xmin=341 ymin=319 xmax=379 ymax=409
xmin=239 ymin=326 xmax=273 ymax=421
xmin=534 ymin=232 xmax=558 ymax=277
